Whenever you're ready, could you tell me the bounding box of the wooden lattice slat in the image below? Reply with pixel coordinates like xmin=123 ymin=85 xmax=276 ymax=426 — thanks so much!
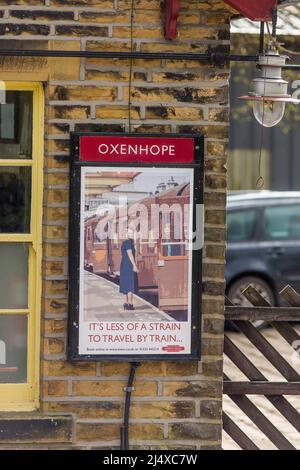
xmin=233 ymin=320 xmax=300 ymax=382
xmin=223 ymin=375 xmax=296 ymax=450
xmin=243 ymin=285 xmax=300 ymax=348
xmin=224 ymin=336 xmax=300 ymax=432
xmin=280 ymin=285 xmax=300 ymax=307
xmin=223 ymin=412 xmax=259 ymax=450
xmin=223 ymin=284 xmax=300 ymax=450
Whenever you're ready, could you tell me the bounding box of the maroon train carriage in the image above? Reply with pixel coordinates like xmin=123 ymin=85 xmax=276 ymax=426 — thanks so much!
xmin=84 ymin=183 xmax=191 ymax=317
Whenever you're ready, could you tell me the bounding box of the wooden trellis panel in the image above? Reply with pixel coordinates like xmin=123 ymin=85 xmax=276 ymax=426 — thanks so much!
xmin=223 ymin=285 xmax=300 ymax=450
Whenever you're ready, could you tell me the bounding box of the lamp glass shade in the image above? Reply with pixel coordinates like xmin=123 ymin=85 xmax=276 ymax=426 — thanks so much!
xmin=253 ymin=100 xmax=286 ymax=127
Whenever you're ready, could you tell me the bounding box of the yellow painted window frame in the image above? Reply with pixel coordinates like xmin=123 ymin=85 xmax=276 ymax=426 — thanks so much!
xmin=0 ymin=82 xmax=44 ymax=411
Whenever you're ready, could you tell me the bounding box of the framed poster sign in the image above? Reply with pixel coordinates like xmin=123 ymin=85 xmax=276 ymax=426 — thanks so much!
xmin=68 ymin=134 xmax=204 ymax=361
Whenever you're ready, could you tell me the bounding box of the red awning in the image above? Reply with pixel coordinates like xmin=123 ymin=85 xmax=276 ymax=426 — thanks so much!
xmin=223 ymin=0 xmax=278 ymax=21
xmin=164 ymin=0 xmax=278 ymax=40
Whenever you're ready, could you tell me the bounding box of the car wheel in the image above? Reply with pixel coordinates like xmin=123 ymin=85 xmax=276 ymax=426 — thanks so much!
xmin=226 ymin=276 xmax=276 ymax=330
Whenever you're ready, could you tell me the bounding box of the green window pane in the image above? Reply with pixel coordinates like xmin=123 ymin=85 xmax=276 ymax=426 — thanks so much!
xmin=0 ymin=315 xmax=27 ymax=383
xmin=0 ymin=243 xmax=28 ymax=309
xmin=0 ymin=91 xmax=33 ymax=160
xmin=0 ymin=167 xmax=31 ymax=233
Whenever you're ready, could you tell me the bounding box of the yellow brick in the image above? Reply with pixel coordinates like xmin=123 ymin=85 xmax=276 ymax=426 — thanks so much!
xmin=45 ymin=156 xmax=69 ymax=171
xmin=101 ymin=361 xmax=198 ymax=377
xmin=207 ymin=141 xmax=227 ymax=157
xmin=44 ymin=243 xmax=68 ymax=258
xmin=46 ymin=173 xmax=69 ymax=187
xmin=135 ymin=10 xmax=161 ymax=23
xmin=180 ymin=0 xmax=235 ymax=12
xmin=131 ymin=401 xmax=194 ymax=419
xmin=46 ymin=124 xmax=69 ymax=135
xmin=140 ymin=42 xmax=207 ymax=53
xmin=151 ymin=71 xmax=199 ymax=83
xmin=50 ymin=0 xmax=114 ymax=6
xmin=43 ymin=338 xmax=65 ymax=355
xmin=130 ymin=424 xmax=164 ymax=440
xmin=46 ymin=139 xmax=69 ymax=153
xmin=85 ymin=70 xmax=130 ymax=81
xmin=189 ymin=125 xmax=228 ymax=139
xmin=86 ymin=40 xmax=131 ymax=52
xmin=42 ymin=360 xmax=96 ymax=377
xmin=162 ymin=381 xmax=191 ymax=397
xmin=44 ymin=298 xmax=67 ymax=314
xmin=49 ymin=85 xmax=117 ymax=102
xmin=164 ymin=59 xmax=211 ymax=70
xmin=130 ymin=86 xmax=224 ymax=104
xmin=44 ymin=319 xmax=67 ymax=336
xmin=76 ymin=423 xmax=164 ymax=441
xmin=43 ymin=225 xmax=67 ymax=240
xmin=49 ymin=40 xmax=80 ymax=81
xmin=205 ymin=13 xmax=228 ymax=24
xmin=85 ymin=57 xmax=160 ymax=69
xmin=208 ymin=108 xmax=229 ymax=122
xmin=145 ymin=106 xmax=203 ymax=121
xmin=72 ymin=380 xmax=157 ymax=397
xmin=45 ymin=207 xmax=69 ymax=222
xmin=118 ymin=0 xmax=159 ymax=9
xmin=44 ymin=260 xmax=65 ymax=276
xmin=95 ymin=106 xmax=140 ymax=120
xmin=101 ymin=362 xmax=131 ymax=376
xmin=79 ymin=12 xmax=129 ymax=23
xmin=42 ymin=401 xmax=122 ymax=419
xmin=162 ymin=380 xmax=222 ymax=398
xmin=178 ymin=13 xmax=200 ymax=25
xmin=113 ymin=26 xmax=163 ymax=39
xmin=45 ymin=189 xmax=69 ymax=205
xmin=44 ymin=280 xmax=67 ymax=296
xmin=43 ymin=381 xmax=68 ymax=397
xmin=50 ymin=106 xmax=90 ymax=120
xmin=131 ymin=124 xmax=173 ymax=133
xmin=179 ymin=27 xmax=219 ymax=40
xmin=139 ymin=361 xmax=198 ymax=376
xmin=77 ymin=423 xmax=119 ymax=441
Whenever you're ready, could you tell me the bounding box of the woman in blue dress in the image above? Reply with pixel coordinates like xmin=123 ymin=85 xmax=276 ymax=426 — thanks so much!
xmin=119 ymin=228 xmax=139 ymax=310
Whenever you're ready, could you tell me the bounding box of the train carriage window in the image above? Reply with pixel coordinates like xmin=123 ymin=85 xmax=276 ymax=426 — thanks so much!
xmin=161 ymin=242 xmax=186 ymax=257
xmin=0 ymin=83 xmax=43 ymax=411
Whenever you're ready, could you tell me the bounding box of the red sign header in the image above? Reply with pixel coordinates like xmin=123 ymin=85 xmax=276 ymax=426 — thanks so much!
xmin=79 ymin=136 xmax=195 ymax=164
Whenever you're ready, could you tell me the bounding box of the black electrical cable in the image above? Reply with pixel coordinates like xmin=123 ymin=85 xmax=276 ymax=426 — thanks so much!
xmin=259 ymin=22 xmax=265 ymax=55
xmin=0 ymin=48 xmax=259 ymax=62
xmin=272 ymin=6 xmax=278 ymax=38
xmin=128 ymin=0 xmax=135 ymax=133
xmin=3 ymin=48 xmax=300 ymax=68
xmin=120 ymin=362 xmax=141 ymax=451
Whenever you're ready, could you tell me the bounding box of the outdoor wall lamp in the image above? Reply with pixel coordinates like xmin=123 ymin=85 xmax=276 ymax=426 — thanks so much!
xmin=239 ymin=43 xmax=300 ymax=127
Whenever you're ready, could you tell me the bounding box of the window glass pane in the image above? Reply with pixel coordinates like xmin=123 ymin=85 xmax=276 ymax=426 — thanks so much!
xmin=0 ymin=315 xmax=27 ymax=383
xmin=263 ymin=205 xmax=300 ymax=240
xmin=0 ymin=91 xmax=33 ymax=159
xmin=0 ymin=243 xmax=28 ymax=309
xmin=0 ymin=166 xmax=31 ymax=233
xmin=162 ymin=243 xmax=186 ymax=257
xmin=227 ymin=209 xmax=256 ymax=242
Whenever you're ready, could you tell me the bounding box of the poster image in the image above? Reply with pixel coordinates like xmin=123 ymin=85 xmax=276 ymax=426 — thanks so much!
xmin=78 ymin=166 xmax=196 ymax=357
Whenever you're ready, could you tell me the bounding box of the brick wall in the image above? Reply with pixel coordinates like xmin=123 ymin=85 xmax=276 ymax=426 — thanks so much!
xmin=0 ymin=0 xmax=232 ymax=450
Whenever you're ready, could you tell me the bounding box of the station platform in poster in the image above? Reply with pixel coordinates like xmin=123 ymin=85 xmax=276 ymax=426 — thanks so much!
xmin=84 ymin=271 xmax=174 ymax=322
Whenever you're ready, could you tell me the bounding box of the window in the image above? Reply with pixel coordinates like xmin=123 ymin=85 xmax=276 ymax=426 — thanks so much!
xmin=0 ymin=83 xmax=43 ymax=411
xmin=263 ymin=204 xmax=300 ymax=240
xmin=227 ymin=209 xmax=256 ymax=242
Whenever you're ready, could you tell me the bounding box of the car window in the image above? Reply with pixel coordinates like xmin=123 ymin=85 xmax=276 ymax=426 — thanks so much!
xmin=227 ymin=209 xmax=256 ymax=242
xmin=263 ymin=204 xmax=300 ymax=240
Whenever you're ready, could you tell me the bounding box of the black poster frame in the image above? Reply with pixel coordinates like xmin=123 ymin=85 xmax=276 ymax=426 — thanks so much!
xmin=68 ymin=133 xmax=204 ymax=361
